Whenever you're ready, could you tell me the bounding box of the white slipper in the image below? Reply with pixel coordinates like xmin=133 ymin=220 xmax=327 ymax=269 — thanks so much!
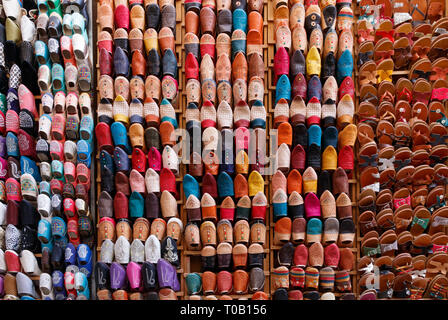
xmin=39 ymin=272 xmax=53 ymax=296
xmin=63 ymin=140 xmax=77 ymax=162
xmin=38 ymin=114 xmax=52 ymax=140
xmin=0 ymin=249 xmax=6 ymax=273
xmin=72 ymin=33 xmax=87 ymax=60
xmin=79 ymin=92 xmax=91 ymax=116
xmin=20 ymin=250 xmax=41 ymax=276
xmin=100 ymin=239 xmax=114 ymax=264
xmin=39 ymin=162 xmax=52 ymax=181
xmin=145 ymin=168 xmax=160 ymax=193
xmin=16 ymin=272 xmax=38 ymax=298
xmin=37 ymin=194 xmax=52 ymax=217
xmin=162 ymin=145 xmax=179 ymax=174
xmin=20 ymin=15 xmax=36 ymax=43
xmin=0 ymin=202 xmax=6 ymax=226
xmin=130 ymin=239 xmax=145 ymax=263
xmin=75 ymin=198 xmax=87 ymax=216
xmin=38 ymin=64 xmax=52 ymax=93
xmin=3 ymin=0 xmax=21 ymax=21
xmin=144 ymin=234 xmax=161 ymax=263
xmin=114 ymin=235 xmax=130 ymax=264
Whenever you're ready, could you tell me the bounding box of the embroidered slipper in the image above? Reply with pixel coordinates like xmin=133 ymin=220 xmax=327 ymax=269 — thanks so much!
xmin=338 ymin=30 xmax=353 ymax=60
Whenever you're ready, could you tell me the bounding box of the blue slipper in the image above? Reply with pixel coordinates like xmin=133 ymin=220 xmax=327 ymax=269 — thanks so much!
xmin=6 ymin=132 xmax=19 ymax=158
xmin=20 ymin=156 xmax=42 ymax=183
xmin=111 ymin=121 xmax=131 ymax=152
xmin=7 ymin=88 xmax=20 ymax=113
xmin=250 ymin=100 xmax=266 ymax=128
xmin=160 ymin=99 xmax=178 ymax=129
xmin=186 ymin=273 xmax=202 ymax=295
xmin=276 ymin=74 xmax=291 ymax=104
xmin=307 ymin=218 xmax=323 ymax=242
xmin=65 ymin=243 xmax=77 ymax=265
xmin=79 ymin=115 xmax=94 ymax=141
xmin=77 ymin=151 xmax=91 ymax=169
xmin=38 ymin=219 xmax=52 ymax=244
xmin=51 ymin=63 xmax=65 ymax=93
xmin=77 ymin=139 xmax=92 ymax=162
xmin=217 ymin=171 xmax=234 ymax=198
xmin=51 ymin=216 xmax=67 ymax=241
xmin=51 ymin=160 xmax=64 ymax=179
xmin=34 ymin=40 xmax=50 ymax=66
xmin=37 ymin=0 xmax=49 ymax=13
xmin=307 ymin=75 xmax=322 ymax=102
xmin=39 ymin=181 xmax=51 ymax=196
xmin=183 ymin=174 xmax=200 ymax=199
xmin=99 ymin=150 xmax=115 ymax=174
xmin=308 ymin=125 xmax=322 ymax=147
xmin=77 ymin=244 xmax=92 ymax=277
xmin=75 ymin=272 xmax=90 ymax=299
xmin=113 ymin=146 xmax=130 ymax=173
xmin=273 ymin=189 xmax=288 ymax=221
xmin=129 ymin=191 xmax=144 ymax=218
xmin=231 ymin=30 xmax=246 ymax=59
xmin=52 ymin=270 xmax=65 ymax=292
xmin=323 ymin=126 xmax=338 ymax=150
xmin=233 ymin=9 xmax=247 ymax=33
xmin=337 ymin=49 xmax=353 ymax=84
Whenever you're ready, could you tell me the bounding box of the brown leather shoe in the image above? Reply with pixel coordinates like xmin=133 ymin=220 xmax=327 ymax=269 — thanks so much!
xmin=232 ymin=52 xmax=248 ymax=82
xmin=131 ymin=49 xmax=146 ymax=77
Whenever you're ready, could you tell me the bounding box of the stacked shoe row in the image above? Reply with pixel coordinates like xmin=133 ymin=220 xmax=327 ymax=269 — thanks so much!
xmin=37 ymin=0 xmax=94 ymax=300
xmin=270 ymin=0 xmax=357 ymax=300
xmin=0 ymin=0 xmax=93 ymax=300
xmin=183 ymin=171 xmax=269 ymax=299
xmin=182 ymin=0 xmax=269 ymax=300
xmin=356 ymin=3 xmax=448 ymax=300
xmin=95 ymin=0 xmax=182 ymax=300
xmin=271 ymin=168 xmax=356 ymax=300
xmin=0 ymin=5 xmax=42 ymax=299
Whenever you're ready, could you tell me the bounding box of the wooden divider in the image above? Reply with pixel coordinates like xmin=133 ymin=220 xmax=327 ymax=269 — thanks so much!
xmin=351 ymin=0 xmax=359 ymax=298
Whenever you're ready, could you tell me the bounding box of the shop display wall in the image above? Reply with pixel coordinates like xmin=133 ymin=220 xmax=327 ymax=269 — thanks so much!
xmin=4 ymin=0 xmax=448 ymax=301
